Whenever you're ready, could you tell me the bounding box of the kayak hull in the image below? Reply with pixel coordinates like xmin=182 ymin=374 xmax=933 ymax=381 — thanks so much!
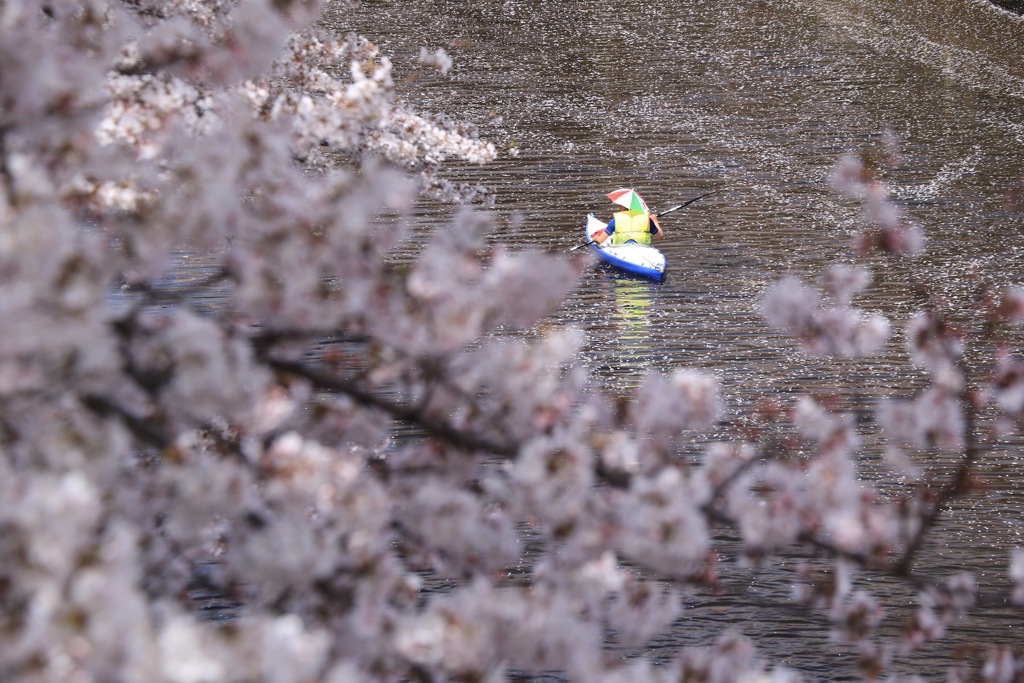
xmin=585 ymin=214 xmax=666 ymax=281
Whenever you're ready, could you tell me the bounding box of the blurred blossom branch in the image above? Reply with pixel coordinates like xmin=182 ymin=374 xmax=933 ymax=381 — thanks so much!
xmin=2 ymin=2 xmax=1024 ymax=683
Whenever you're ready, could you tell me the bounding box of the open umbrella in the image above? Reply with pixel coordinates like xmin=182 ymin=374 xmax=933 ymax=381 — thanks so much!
xmin=607 ymin=188 xmax=649 ymax=212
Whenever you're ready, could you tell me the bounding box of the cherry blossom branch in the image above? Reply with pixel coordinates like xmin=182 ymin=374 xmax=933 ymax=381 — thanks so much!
xmin=0 ymin=125 xmax=12 ymax=201
xmin=894 ymin=381 xmax=981 ymax=576
xmin=120 ymin=268 xmax=231 ymax=304
xmin=265 ymin=357 xmax=518 ymax=457
xmin=80 ymin=392 xmax=170 ymax=450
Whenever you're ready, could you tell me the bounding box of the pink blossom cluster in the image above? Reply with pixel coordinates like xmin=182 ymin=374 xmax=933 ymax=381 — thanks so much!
xmin=758 ymin=147 xmax=1024 ymax=677
xmin=831 ymin=153 xmax=925 ymax=257
xmin=761 ymin=267 xmax=892 ymax=358
xmin=1 ymin=2 xmax=1024 ymax=682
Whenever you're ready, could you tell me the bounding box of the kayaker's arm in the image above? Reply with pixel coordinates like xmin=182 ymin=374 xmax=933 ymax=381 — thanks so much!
xmin=650 ymin=213 xmax=664 ymax=240
xmin=592 ymin=217 xmax=616 ymax=245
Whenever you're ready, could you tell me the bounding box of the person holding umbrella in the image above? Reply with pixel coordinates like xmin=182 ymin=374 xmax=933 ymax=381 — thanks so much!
xmin=590 ymin=188 xmax=663 ymax=246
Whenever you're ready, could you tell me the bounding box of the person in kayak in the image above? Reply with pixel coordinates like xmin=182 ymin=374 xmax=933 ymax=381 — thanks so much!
xmin=590 ymin=204 xmax=663 ymax=246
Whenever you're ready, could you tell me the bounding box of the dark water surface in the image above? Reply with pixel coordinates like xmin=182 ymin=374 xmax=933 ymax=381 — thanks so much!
xmin=321 ymin=0 xmax=1024 ymax=679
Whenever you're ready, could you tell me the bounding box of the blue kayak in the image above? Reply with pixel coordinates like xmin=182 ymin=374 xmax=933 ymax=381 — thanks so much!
xmin=585 ymin=214 xmax=666 ymax=281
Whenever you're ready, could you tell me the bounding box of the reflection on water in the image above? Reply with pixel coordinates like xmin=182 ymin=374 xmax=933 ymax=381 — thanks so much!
xmin=592 ymin=273 xmax=659 ymax=393
xmin=329 ymin=0 xmax=1024 ymax=678
xmin=612 ymin=278 xmax=653 ymax=337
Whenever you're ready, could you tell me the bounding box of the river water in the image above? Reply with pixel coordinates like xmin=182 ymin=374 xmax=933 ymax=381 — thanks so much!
xmin=316 ymin=0 xmax=1024 ymax=679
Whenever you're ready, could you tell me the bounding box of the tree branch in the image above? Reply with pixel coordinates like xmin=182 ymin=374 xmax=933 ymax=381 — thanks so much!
xmin=895 ymin=383 xmax=980 ymax=576
xmin=265 ymin=357 xmax=518 ymax=457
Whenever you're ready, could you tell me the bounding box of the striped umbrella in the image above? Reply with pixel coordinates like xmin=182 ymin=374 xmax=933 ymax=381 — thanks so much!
xmin=607 ymin=188 xmax=649 ymax=212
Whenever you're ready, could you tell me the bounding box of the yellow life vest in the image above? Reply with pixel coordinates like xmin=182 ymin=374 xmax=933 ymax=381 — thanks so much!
xmin=610 ymin=210 xmax=652 ymax=245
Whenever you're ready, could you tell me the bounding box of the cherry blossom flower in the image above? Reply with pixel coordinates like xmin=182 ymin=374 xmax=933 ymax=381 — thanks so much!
xmin=762 ymin=275 xmax=891 ymax=358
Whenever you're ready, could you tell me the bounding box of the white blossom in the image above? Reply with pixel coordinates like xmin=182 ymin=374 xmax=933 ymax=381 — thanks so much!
xmin=762 ymin=276 xmax=891 ymax=358
xmin=1011 ymin=548 xmax=1024 ymax=604
xmin=418 ymin=46 xmax=453 ymax=75
xmin=878 ymin=387 xmax=965 ymax=451
xmin=614 ymin=467 xmax=710 ymax=576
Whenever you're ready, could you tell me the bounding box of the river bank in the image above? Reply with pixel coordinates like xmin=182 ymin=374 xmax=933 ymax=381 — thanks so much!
xmin=991 ymin=0 xmax=1024 ymax=13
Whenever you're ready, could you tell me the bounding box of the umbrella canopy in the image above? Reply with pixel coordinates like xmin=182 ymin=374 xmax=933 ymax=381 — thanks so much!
xmin=607 ymin=188 xmax=649 ymax=212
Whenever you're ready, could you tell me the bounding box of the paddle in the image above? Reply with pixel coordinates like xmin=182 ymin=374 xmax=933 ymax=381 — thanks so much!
xmin=651 ymin=190 xmax=718 ymax=218
xmin=570 ymin=190 xmax=717 ymax=251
